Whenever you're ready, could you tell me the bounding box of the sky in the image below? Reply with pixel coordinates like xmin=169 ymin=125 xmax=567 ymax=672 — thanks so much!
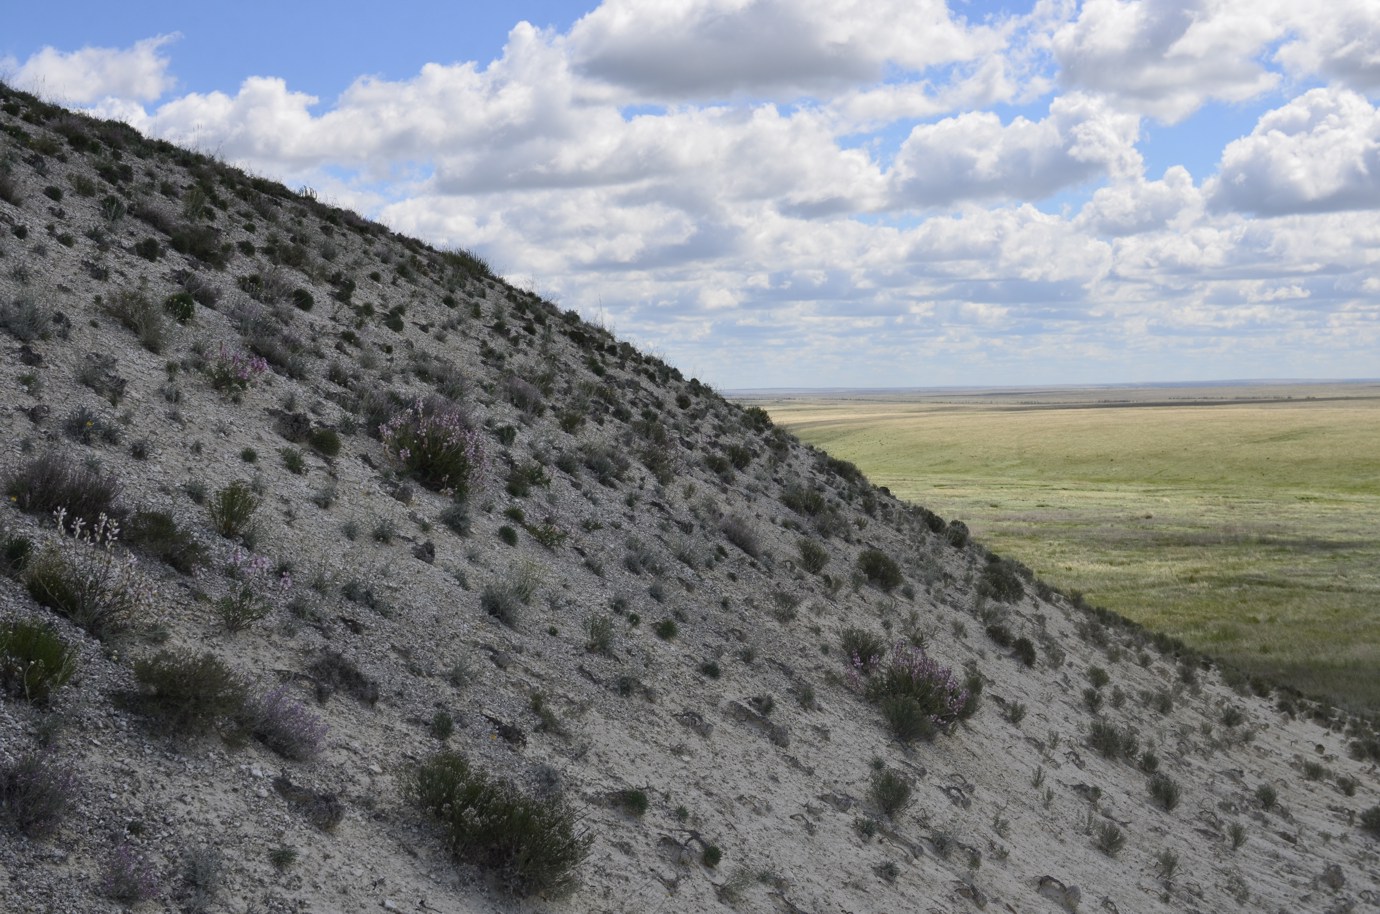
xmin=4 ymin=1 xmax=1379 ymax=389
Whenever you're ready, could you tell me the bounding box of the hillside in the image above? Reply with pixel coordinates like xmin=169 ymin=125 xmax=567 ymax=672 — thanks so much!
xmin=1 ymin=82 xmax=1378 ymax=914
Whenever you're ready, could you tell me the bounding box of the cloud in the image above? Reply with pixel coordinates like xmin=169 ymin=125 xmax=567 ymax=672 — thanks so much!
xmin=1274 ymin=2 xmax=1380 ymax=91
xmin=4 ymin=35 xmax=177 ymax=105
xmin=1211 ymin=88 xmax=1380 ymax=215
xmin=567 ymin=0 xmax=1004 ymax=101
xmin=888 ymin=93 xmax=1141 ymax=206
xmin=1076 ymin=166 xmax=1202 ymax=236
xmin=1051 ymin=0 xmax=1283 ymax=123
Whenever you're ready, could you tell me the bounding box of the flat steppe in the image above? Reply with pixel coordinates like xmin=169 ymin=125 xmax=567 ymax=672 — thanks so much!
xmin=747 ymin=381 xmax=1380 ymax=712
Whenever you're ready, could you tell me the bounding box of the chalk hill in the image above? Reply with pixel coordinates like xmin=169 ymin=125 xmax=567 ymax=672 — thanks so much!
xmin=1 ymin=83 xmax=1377 ymax=913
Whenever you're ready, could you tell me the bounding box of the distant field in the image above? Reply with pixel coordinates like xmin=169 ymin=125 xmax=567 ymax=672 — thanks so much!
xmin=748 ymin=382 xmax=1380 ymax=714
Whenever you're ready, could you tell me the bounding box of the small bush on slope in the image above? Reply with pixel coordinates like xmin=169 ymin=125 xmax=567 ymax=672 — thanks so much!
xmin=409 ymin=751 xmax=589 ymax=897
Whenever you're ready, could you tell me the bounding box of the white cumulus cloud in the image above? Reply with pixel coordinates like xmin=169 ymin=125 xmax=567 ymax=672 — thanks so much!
xmin=1211 ymin=88 xmax=1380 ymax=215
xmin=4 ymin=35 xmax=177 ymax=105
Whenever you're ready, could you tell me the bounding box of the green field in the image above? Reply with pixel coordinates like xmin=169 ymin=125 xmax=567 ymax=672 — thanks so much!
xmin=750 ymin=383 xmax=1380 ymax=714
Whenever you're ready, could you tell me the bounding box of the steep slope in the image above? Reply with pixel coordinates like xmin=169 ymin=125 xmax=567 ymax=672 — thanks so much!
xmin=1 ymin=83 xmax=1377 ymax=914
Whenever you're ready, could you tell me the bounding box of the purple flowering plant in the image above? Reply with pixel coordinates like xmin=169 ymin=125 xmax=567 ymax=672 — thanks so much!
xmin=853 ymin=640 xmax=970 ymax=729
xmin=249 ymin=683 xmax=329 ymax=761
xmin=206 ymin=343 xmax=268 ymax=395
xmin=379 ymin=397 xmax=487 ymax=498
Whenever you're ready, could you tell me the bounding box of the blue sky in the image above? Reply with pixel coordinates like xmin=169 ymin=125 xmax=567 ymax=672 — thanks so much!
xmin=4 ymin=1 xmax=1378 ymax=389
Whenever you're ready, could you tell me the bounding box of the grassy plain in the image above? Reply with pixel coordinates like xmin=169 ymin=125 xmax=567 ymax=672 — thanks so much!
xmin=750 ymin=382 xmax=1380 ymax=713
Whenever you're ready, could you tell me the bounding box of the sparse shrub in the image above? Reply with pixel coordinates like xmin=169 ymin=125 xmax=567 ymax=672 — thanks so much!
xmin=584 ymin=615 xmax=614 ymax=656
xmin=1255 ymin=783 xmax=1278 ymax=811
xmin=1082 ymin=687 xmax=1104 ymax=713
xmin=1005 ymin=701 xmax=1027 ymax=725
xmin=1359 ymin=805 xmax=1380 ymax=838
xmin=132 ymin=651 xmax=248 ymax=737
xmin=1301 ymin=760 xmax=1327 ymax=781
xmin=1221 ymin=706 xmax=1245 ymax=727
xmin=24 ymin=510 xmax=158 ymax=639
xmin=1148 ymin=773 xmax=1181 ymax=811
xmin=700 ymin=660 xmax=721 ymax=679
xmin=1093 ymin=821 xmax=1125 ymax=857
xmin=498 ymin=525 xmax=519 ymax=546
xmin=409 ymin=750 xmax=589 ymax=897
xmin=380 ymin=397 xmax=487 ymax=497
xmin=1087 ymin=666 xmax=1110 ymax=689
xmin=63 ymin=405 xmax=122 ymax=445
xmin=307 ymin=427 xmax=341 ymax=457
xmin=4 ymin=451 xmax=123 ymax=528
xmin=207 ymin=481 xmax=259 ymax=542
xmin=857 ymin=548 xmax=902 ymax=592
xmin=1 ymin=533 xmax=34 ymax=577
xmin=280 ymin=447 xmax=307 ymax=475
xmin=247 ymin=684 xmax=328 ymax=760
xmin=721 ymin=515 xmax=761 ymax=558
xmin=124 ymin=509 xmax=208 ymax=573
xmin=1 ymin=750 xmax=77 ymax=838
xmin=506 ymin=461 xmax=550 ymax=497
xmin=797 ymin=537 xmax=828 ymax=574
xmin=481 ymin=583 xmax=524 ymax=627
xmin=163 ymin=291 xmax=196 ymax=323
xmin=1088 ymin=719 xmax=1138 ymax=762
xmin=216 ymin=549 xmax=289 ymax=632
xmin=309 ymin=652 xmax=379 ymax=705
xmin=0 ymin=619 xmax=78 ymax=704
xmin=179 ymin=845 xmax=222 ymax=913
xmin=879 ymin=695 xmax=938 ymax=743
xmin=840 ymin=627 xmax=886 ymax=669
xmin=1012 ymin=637 xmax=1037 ymax=667
xmin=101 ymin=841 xmax=160 ymax=904
xmin=616 ymin=788 xmax=649 ymax=817
xmin=104 ymin=287 xmax=168 ymax=352
xmin=868 ymin=769 xmax=913 ymax=818
xmin=1228 ymin=822 xmax=1247 ymax=849
xmin=1 ymin=294 xmax=55 ymax=342
xmin=653 ymin=619 xmax=678 ymax=641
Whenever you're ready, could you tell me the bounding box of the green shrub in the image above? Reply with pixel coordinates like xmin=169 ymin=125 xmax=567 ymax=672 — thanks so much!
xmin=481 ymin=583 xmax=524 ymax=627
xmin=1094 ymin=821 xmax=1125 ymax=857
xmin=616 ymin=788 xmax=649 ymax=817
xmin=162 ymin=291 xmax=196 ymax=323
xmin=797 ymin=537 xmax=828 ymax=574
xmin=280 ymin=447 xmax=307 ymax=475
xmin=124 ymin=510 xmax=208 ymax=574
xmin=103 ymin=287 xmax=168 ymax=353
xmin=584 ymin=615 xmax=614 ymax=656
xmin=207 ymin=481 xmax=259 ymax=542
xmin=878 ymin=695 xmax=938 ymax=743
xmin=0 ymin=619 xmax=78 ymax=704
xmin=857 ymin=549 xmax=901 ymax=592
xmin=1255 ymin=784 xmax=1278 ymax=811
xmin=1147 ymin=773 xmax=1181 ymax=811
xmin=132 ymin=651 xmax=248 ymax=737
xmin=720 ymin=515 xmax=760 ymax=558
xmin=1012 ymin=637 xmax=1037 ymax=667
xmin=653 ymin=619 xmax=678 ymax=640
xmin=1359 ymin=805 xmax=1380 ymax=838
xmin=702 ymin=845 xmax=722 ymax=868
xmin=868 ymin=769 xmax=913 ymax=818
xmin=307 ymin=427 xmax=341 ymax=457
xmin=1087 ymin=719 xmax=1138 ymax=762
xmin=979 ymin=558 xmax=1024 ymax=603
xmin=409 ymin=751 xmax=589 ymax=897
xmin=840 ymin=627 xmax=886 ymax=667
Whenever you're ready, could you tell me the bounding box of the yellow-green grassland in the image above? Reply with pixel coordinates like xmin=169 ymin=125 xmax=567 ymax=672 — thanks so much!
xmin=752 ymin=382 xmax=1380 ymax=713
